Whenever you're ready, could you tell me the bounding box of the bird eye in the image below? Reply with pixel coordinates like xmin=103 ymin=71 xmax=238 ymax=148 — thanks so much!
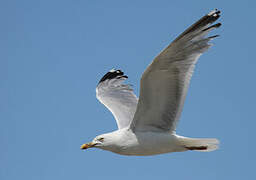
xmin=98 ymin=137 xmax=104 ymax=142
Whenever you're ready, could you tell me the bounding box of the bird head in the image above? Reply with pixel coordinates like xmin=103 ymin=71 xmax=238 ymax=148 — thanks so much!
xmin=80 ymin=135 xmax=107 ymax=150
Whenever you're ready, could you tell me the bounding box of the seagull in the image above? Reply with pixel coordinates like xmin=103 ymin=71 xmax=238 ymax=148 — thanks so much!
xmin=81 ymin=9 xmax=221 ymax=156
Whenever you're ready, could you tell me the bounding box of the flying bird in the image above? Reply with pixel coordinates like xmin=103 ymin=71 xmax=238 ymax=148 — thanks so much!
xmin=81 ymin=9 xmax=221 ymax=156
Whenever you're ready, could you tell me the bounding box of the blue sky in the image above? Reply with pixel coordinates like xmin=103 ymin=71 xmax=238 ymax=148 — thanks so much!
xmin=1 ymin=0 xmax=255 ymax=179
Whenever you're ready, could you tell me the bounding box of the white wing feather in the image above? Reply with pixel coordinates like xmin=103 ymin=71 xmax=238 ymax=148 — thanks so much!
xmin=96 ymin=70 xmax=138 ymax=129
xmin=131 ymin=9 xmax=221 ymax=132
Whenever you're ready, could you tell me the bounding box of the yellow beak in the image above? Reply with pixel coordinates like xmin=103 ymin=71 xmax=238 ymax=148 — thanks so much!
xmin=80 ymin=142 xmax=96 ymax=150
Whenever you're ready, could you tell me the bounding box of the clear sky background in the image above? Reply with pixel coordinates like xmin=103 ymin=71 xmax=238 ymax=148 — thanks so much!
xmin=1 ymin=0 xmax=256 ymax=180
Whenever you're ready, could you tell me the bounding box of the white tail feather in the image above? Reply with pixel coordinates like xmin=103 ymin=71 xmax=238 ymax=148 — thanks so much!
xmin=178 ymin=136 xmax=219 ymax=152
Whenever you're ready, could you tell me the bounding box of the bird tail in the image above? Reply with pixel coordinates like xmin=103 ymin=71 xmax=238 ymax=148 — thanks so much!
xmin=178 ymin=136 xmax=219 ymax=152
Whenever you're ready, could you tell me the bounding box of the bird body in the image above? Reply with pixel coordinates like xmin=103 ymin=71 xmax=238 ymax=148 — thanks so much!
xmin=81 ymin=9 xmax=221 ymax=156
xmin=92 ymin=128 xmax=218 ymax=156
xmin=96 ymin=129 xmax=185 ymax=156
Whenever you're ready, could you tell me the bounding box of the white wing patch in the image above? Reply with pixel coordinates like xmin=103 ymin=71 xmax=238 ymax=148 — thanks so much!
xmin=96 ymin=69 xmax=138 ymax=129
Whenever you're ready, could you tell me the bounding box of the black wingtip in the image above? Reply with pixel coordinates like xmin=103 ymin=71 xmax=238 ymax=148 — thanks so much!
xmin=98 ymin=69 xmax=128 ymax=84
xmin=208 ymin=9 xmax=221 ymax=16
xmin=208 ymin=34 xmax=220 ymax=39
xmin=202 ymin=22 xmax=222 ymax=32
xmin=205 ymin=9 xmax=221 ymax=25
xmin=173 ymin=9 xmax=221 ymax=43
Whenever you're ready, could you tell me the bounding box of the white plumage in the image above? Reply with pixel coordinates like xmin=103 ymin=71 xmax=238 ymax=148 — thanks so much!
xmin=96 ymin=70 xmax=138 ymax=129
xmin=81 ymin=9 xmax=221 ymax=156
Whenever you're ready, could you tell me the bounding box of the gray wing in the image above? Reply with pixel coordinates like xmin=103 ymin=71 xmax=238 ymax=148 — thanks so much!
xmin=96 ymin=69 xmax=138 ymax=129
xmin=130 ymin=9 xmax=221 ymax=132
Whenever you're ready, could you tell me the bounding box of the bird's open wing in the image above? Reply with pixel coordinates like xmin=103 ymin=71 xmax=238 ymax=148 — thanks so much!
xmin=130 ymin=9 xmax=221 ymax=132
xmin=96 ymin=69 xmax=138 ymax=129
